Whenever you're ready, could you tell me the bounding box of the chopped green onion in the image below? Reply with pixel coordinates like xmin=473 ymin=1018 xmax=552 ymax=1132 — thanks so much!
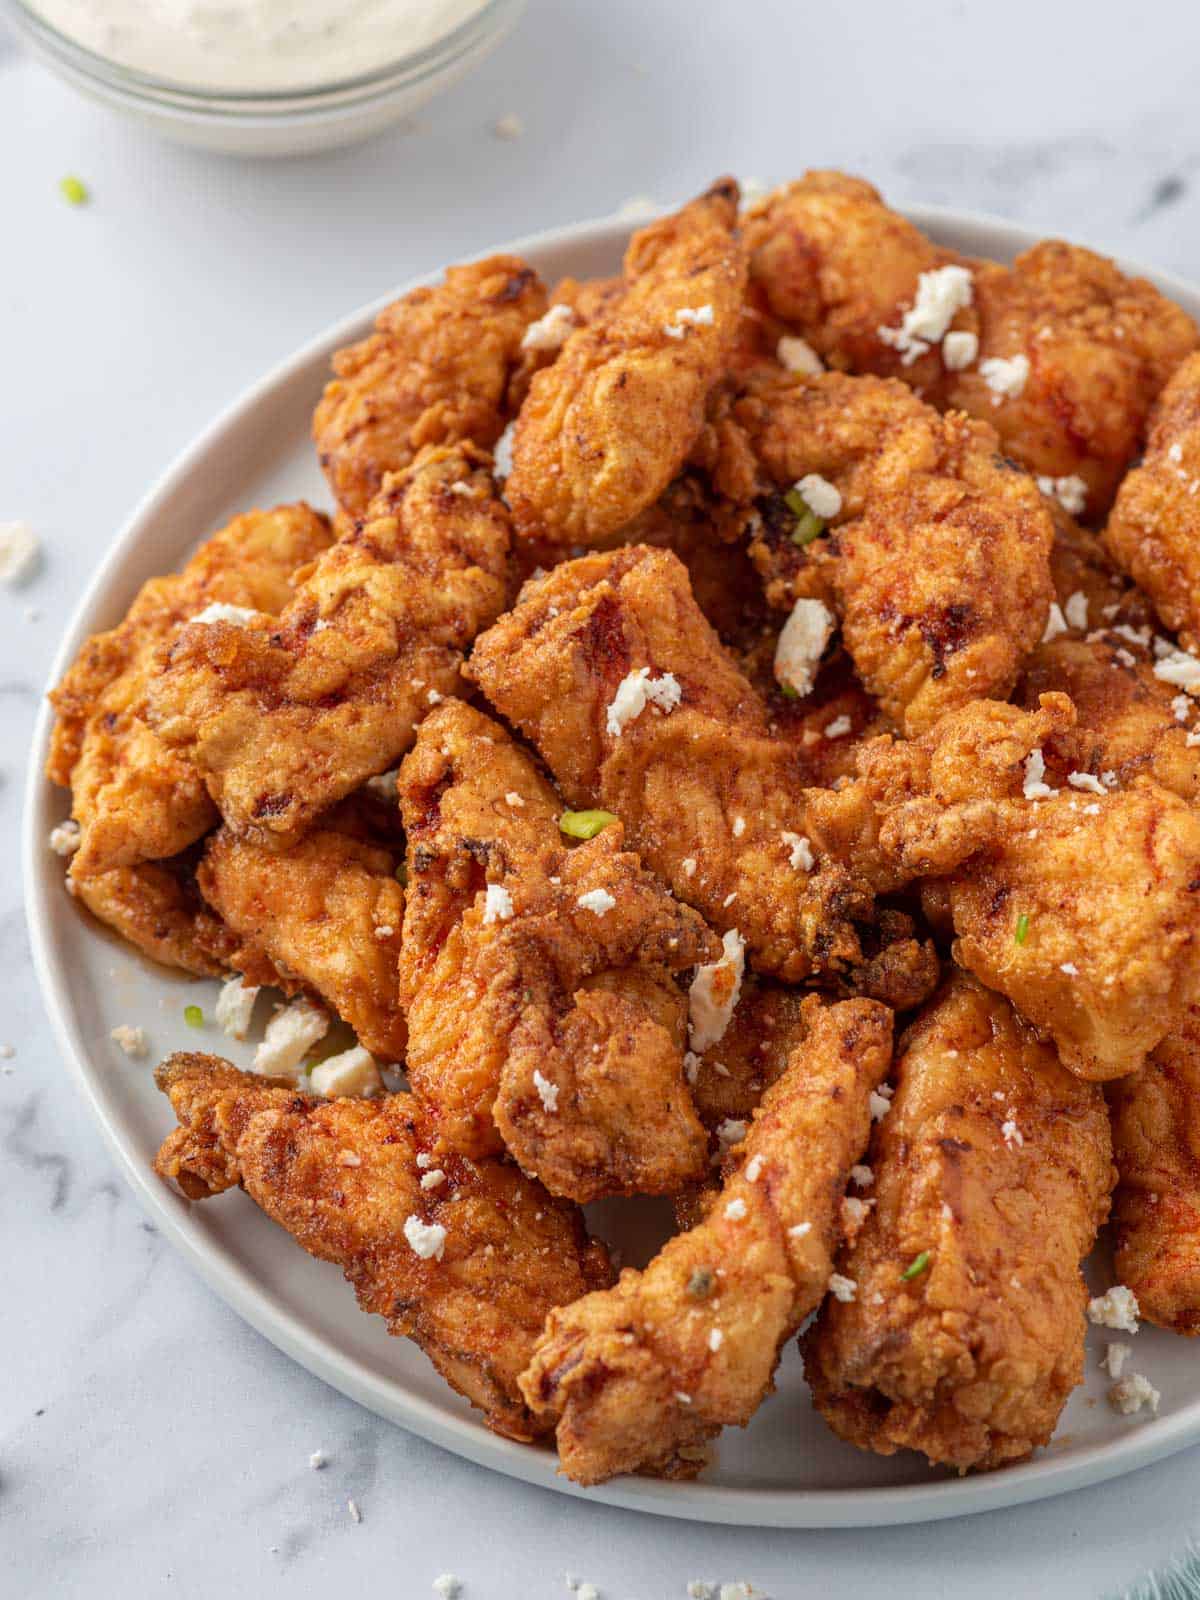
xmin=1014 ymin=913 xmax=1030 ymax=946
xmin=183 ymin=1004 xmax=204 ymax=1028
xmin=395 ymin=862 xmax=408 ymax=887
xmin=779 ymin=682 xmax=799 ymax=701
xmin=559 ymin=809 xmax=618 ymax=841
xmin=790 ymin=507 xmax=826 ymax=547
xmin=901 ymin=1250 xmax=930 ymax=1281
xmin=59 ymin=175 xmax=89 ymax=206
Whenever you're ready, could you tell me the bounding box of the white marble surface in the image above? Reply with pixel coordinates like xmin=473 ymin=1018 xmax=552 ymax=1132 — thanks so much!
xmin=5 ymin=0 xmax=1200 ymax=1593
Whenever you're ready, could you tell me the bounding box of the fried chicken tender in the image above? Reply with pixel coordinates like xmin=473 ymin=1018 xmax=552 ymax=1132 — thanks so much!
xmin=1104 ymin=352 xmax=1200 ymax=646
xmin=398 ymin=699 xmax=714 ymax=1199
xmin=1018 ymin=632 xmax=1200 ymax=805
xmin=144 ymin=447 xmax=510 ymax=851
xmin=313 ymin=256 xmax=546 ymax=519
xmin=73 ymin=858 xmax=235 ymax=977
xmin=743 ymin=171 xmax=963 ymax=399
xmin=198 ymin=819 xmax=407 ymax=1062
xmin=804 ymin=975 xmax=1112 ymax=1472
xmin=950 ymin=244 xmax=1197 ymax=518
xmin=1108 ymin=1007 xmax=1200 ymax=1333
xmin=467 ymin=545 xmax=874 ymax=982
xmin=153 ymin=1054 xmax=611 ymax=1439
xmin=518 ymin=997 xmax=893 ymax=1484
xmin=809 ymin=693 xmax=1200 ymax=1079
xmin=505 ymin=180 xmax=747 ymax=546
xmin=47 ymin=504 xmax=333 ymax=881
xmin=735 ymin=369 xmax=1055 ymax=733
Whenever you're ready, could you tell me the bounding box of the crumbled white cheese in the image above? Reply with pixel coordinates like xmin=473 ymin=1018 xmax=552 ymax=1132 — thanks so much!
xmin=708 ymin=1328 xmax=724 ymax=1353
xmin=576 ymin=888 xmax=616 ymax=916
xmin=1001 ymin=1119 xmax=1024 ymax=1149
xmin=789 ymin=1221 xmax=812 ymax=1239
xmin=48 ymin=819 xmax=81 ymax=856
xmin=683 ymin=1050 xmax=702 ymax=1085
xmin=1060 ymin=961 xmax=1080 ymax=977
xmin=605 ymin=666 xmax=683 ymax=735
xmin=828 ymin=1273 xmax=858 ymax=1303
xmin=492 ymin=421 xmax=516 ymax=479
xmin=493 ymin=112 xmax=523 ymax=139
xmin=1169 ymin=442 xmax=1184 ymax=465
xmin=404 ymin=1215 xmax=447 ymax=1261
xmin=781 ymin=831 xmax=814 ymax=872
xmin=776 ymin=335 xmax=823 ymax=375
xmin=850 ymin=1164 xmax=874 ymax=1188
xmin=253 ymin=997 xmax=329 ymax=1080
xmin=0 ymin=521 xmax=39 ymax=583
xmin=432 ymin=1576 xmax=462 ymax=1599
xmin=110 ymin=1024 xmax=148 ymax=1058
xmin=1089 ymin=1284 xmax=1140 ymax=1333
xmin=744 ymin=1155 xmax=764 ymax=1184
xmin=1154 ymin=648 xmax=1200 ymax=692
xmin=1067 ymin=771 xmax=1105 ymax=795
xmin=869 ymin=1088 xmax=892 ymax=1122
xmin=731 ymin=815 xmax=747 ymax=839
xmin=309 ymin=1451 xmax=326 ymax=1470
xmin=794 ymin=474 xmax=842 ymax=522
xmin=980 ymin=353 xmax=1030 ymax=400
xmin=1041 ymin=602 xmax=1068 ymax=643
xmin=842 ymin=1196 xmax=873 ymax=1229
xmin=1103 ymin=1342 xmax=1132 ymax=1380
xmin=716 ymin=1117 xmax=748 ymax=1149
xmin=663 ymin=304 xmax=714 ymax=339
xmin=309 ymin=1045 xmax=382 ymax=1099
xmin=1109 ymin=1373 xmax=1160 ymax=1417
xmin=878 ymin=264 xmax=974 ymax=364
xmin=420 ymin=1169 xmax=447 ymax=1190
xmin=482 ymin=883 xmax=514 ymax=924
xmin=215 ymin=976 xmax=259 ymax=1040
xmin=681 ymin=857 xmax=697 ymax=877
xmin=1172 ymin=694 xmax=1192 ymax=724
xmin=1064 ymin=591 xmax=1090 ymax=630
xmin=688 ymin=929 xmax=746 ymax=1051
xmin=941 ymin=329 xmax=979 ymax=371
xmin=190 ymin=602 xmax=259 ymax=626
xmin=687 ymin=1583 xmax=715 ymax=1600
xmin=824 ymin=715 xmax=853 ymax=740
xmin=532 ymin=1069 xmax=560 ymax=1113
xmin=521 ymin=302 xmax=576 ymax=352
xmin=374 ymin=925 xmax=395 ymax=941
xmin=347 ymin=1498 xmax=362 ymax=1523
xmin=724 ymin=1197 xmax=748 ymax=1221
xmin=1037 ymin=474 xmax=1089 ymax=516
xmin=1022 ymin=748 xmax=1056 ymax=800
xmin=774 ymin=597 xmax=835 ymax=697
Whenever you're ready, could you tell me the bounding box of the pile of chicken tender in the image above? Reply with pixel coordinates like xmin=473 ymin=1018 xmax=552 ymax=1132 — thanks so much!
xmin=48 ymin=172 xmax=1200 ymax=1485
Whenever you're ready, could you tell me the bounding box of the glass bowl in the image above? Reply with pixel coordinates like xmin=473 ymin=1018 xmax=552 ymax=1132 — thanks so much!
xmin=2 ymin=0 xmax=527 ymax=156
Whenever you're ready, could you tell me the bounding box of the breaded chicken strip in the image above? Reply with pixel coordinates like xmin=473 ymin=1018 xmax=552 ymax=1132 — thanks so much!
xmin=198 ymin=818 xmax=407 ymax=1062
xmin=1108 ymin=1008 xmax=1200 ymax=1333
xmin=1105 ymin=352 xmax=1200 ymax=646
xmin=145 ymin=447 xmax=509 ymax=851
xmin=518 ymin=997 xmax=892 ymax=1484
xmin=743 ymin=171 xmax=964 ymax=400
xmin=734 ymin=369 xmax=1055 ymax=733
xmin=505 ymin=180 xmax=747 ymax=546
xmin=47 ymin=504 xmax=333 ymax=881
xmin=154 ymin=1055 xmax=611 ymax=1439
xmin=313 ymin=256 xmax=546 ymax=519
xmin=804 ymin=975 xmax=1112 ymax=1472
xmin=1018 ymin=632 xmax=1200 ymax=805
xmin=808 ymin=694 xmax=1200 ymax=1079
xmin=72 ymin=858 xmax=235 ymax=977
xmin=398 ymin=699 xmax=713 ymax=1200
xmin=467 ymin=545 xmax=874 ymax=982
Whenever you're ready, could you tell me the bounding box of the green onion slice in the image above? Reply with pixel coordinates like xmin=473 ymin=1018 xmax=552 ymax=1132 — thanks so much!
xmin=59 ymin=176 xmax=89 ymax=206
xmin=183 ymin=1004 xmax=204 ymax=1028
xmin=559 ymin=809 xmax=618 ymax=840
xmin=901 ymin=1250 xmax=930 ymax=1281
xmin=1014 ymin=913 xmax=1030 ymax=946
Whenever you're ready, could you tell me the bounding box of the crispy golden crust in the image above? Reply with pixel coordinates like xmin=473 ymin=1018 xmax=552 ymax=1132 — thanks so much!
xmin=743 ymin=171 xmax=961 ymax=397
xmin=1108 ymin=1008 xmax=1200 ymax=1333
xmin=198 ymin=822 xmax=407 ymax=1062
xmin=47 ymin=505 xmax=333 ymax=880
xmin=518 ymin=997 xmax=892 ymax=1484
xmin=397 ymin=699 xmax=713 ymax=1199
xmin=153 ymin=1054 xmax=611 ymax=1439
xmin=313 ymin=256 xmax=546 ymax=519
xmin=804 ymin=975 xmax=1113 ymax=1472
xmin=72 ymin=859 xmax=235 ymax=977
xmin=144 ymin=447 xmax=510 ymax=851
xmin=947 ymin=244 xmax=1197 ymax=517
xmin=467 ymin=545 xmax=874 ymax=982
xmin=1104 ymin=352 xmax=1200 ymax=646
xmin=505 ymin=180 xmax=748 ymax=546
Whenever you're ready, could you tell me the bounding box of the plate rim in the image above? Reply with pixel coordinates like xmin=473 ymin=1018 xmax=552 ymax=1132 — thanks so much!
xmin=24 ymin=200 xmax=1200 ymax=1529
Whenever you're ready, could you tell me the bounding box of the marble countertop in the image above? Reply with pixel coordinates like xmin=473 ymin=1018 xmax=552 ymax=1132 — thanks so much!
xmin=5 ymin=0 xmax=1200 ymax=1593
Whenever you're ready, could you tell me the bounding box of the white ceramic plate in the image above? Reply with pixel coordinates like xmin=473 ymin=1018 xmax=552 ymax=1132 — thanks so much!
xmin=24 ymin=207 xmax=1200 ymax=1528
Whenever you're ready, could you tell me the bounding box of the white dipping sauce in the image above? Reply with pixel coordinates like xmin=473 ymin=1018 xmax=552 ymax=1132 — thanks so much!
xmin=26 ymin=0 xmax=492 ymax=93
